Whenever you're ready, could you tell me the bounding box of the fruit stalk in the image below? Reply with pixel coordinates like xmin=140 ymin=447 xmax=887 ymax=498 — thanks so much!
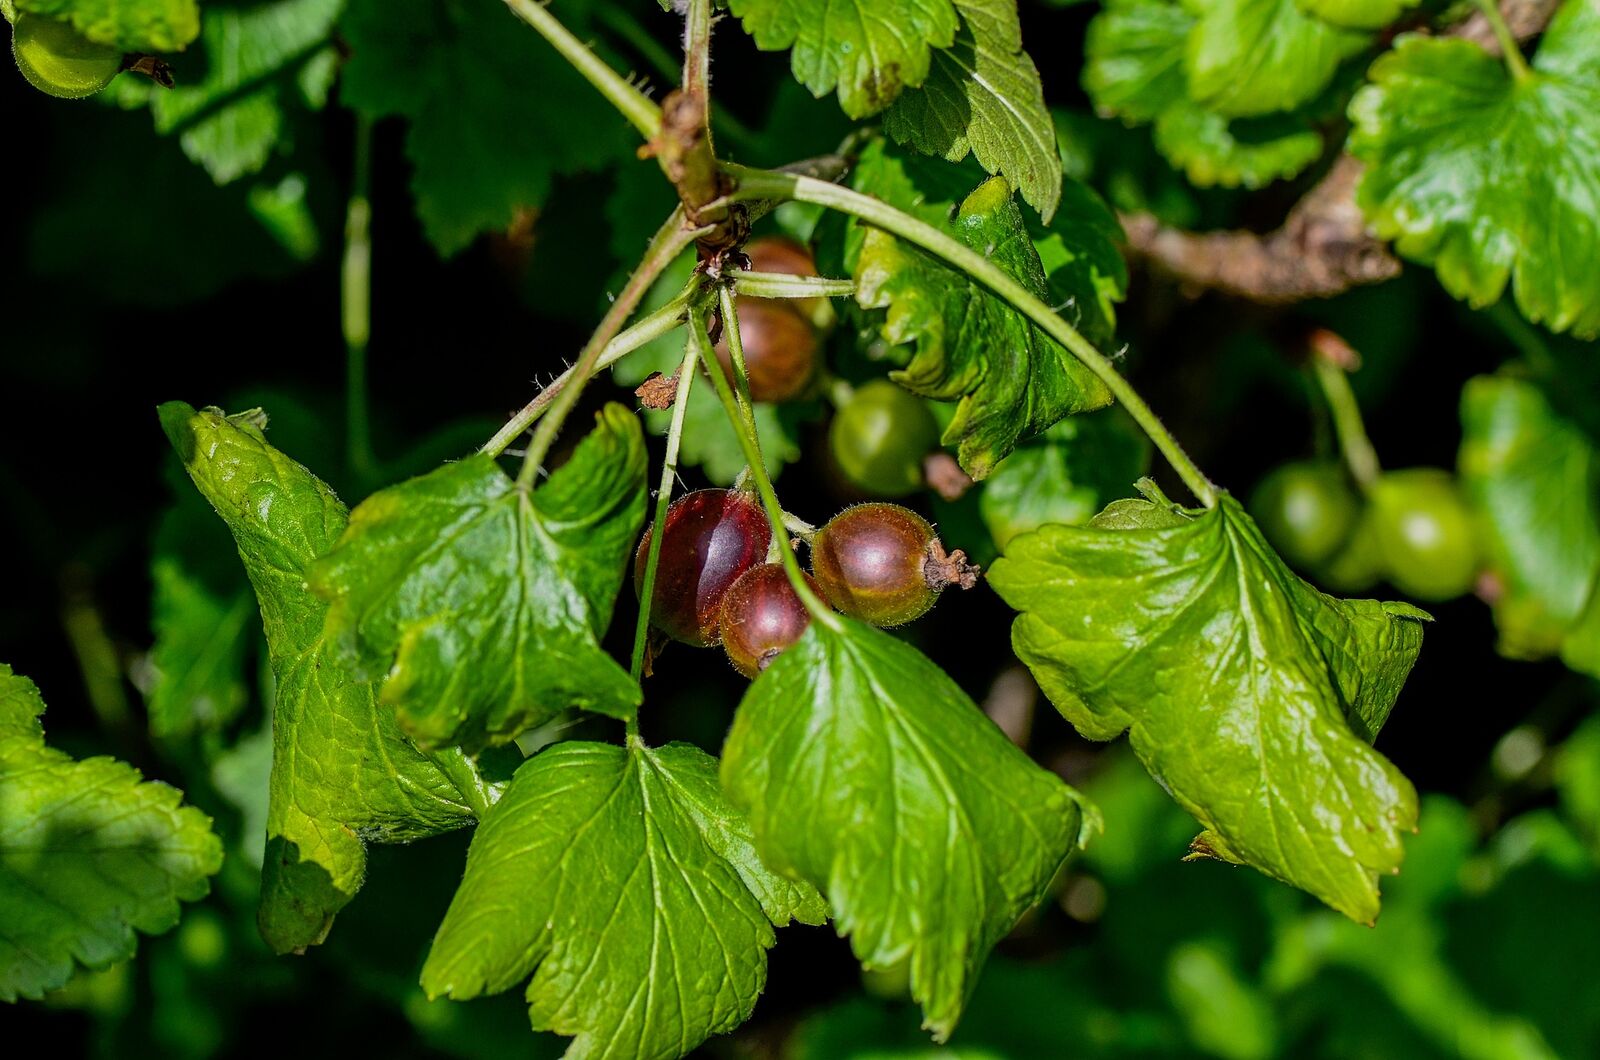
xmin=630 ymin=340 xmax=701 ymax=686
xmin=1310 ymin=342 xmax=1380 ymax=491
xmin=692 ymin=306 xmax=839 ymax=625
xmin=517 ymin=211 xmax=699 ymax=486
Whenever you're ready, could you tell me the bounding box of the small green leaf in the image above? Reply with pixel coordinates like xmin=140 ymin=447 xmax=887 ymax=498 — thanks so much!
xmin=1296 ymin=0 xmax=1416 ymax=30
xmin=884 ymin=0 xmax=1063 ymax=221
xmin=1459 ymin=374 xmax=1600 ymax=659
xmin=848 ymin=142 xmax=1117 ymax=478
xmin=159 ymin=402 xmax=491 ymax=953
xmin=721 ymin=618 xmax=1094 ymax=1040
xmin=341 ymin=0 xmax=634 ymax=255
xmin=1083 ymin=0 xmax=1192 ymax=124
xmin=989 ymin=492 xmax=1425 ymax=923
xmin=16 ymin=0 xmax=197 ymax=52
xmin=727 ymin=0 xmax=960 ymax=118
xmin=309 ymin=405 xmax=648 ymax=752
xmin=1186 ymin=0 xmax=1368 ymax=119
xmin=0 ymin=663 xmax=224 ymax=1001
xmin=1154 ymin=103 xmax=1324 ymax=189
xmin=423 ymin=741 xmax=825 ymax=1058
xmin=1349 ymin=2 xmax=1600 ymax=337
xmin=979 ymin=409 xmax=1149 ymax=549
xmin=111 ymin=0 xmax=341 ymax=185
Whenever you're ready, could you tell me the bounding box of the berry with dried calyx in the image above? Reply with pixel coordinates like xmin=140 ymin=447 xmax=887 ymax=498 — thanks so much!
xmin=809 ymin=503 xmax=978 ymax=627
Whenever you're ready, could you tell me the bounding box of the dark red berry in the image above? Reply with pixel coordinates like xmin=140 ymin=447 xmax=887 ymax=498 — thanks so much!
xmin=713 ymin=297 xmax=817 ymax=403
xmin=809 ymin=503 xmax=979 ymax=627
xmin=718 ymin=564 xmax=821 ymax=678
xmin=634 ymin=489 xmax=772 ymax=646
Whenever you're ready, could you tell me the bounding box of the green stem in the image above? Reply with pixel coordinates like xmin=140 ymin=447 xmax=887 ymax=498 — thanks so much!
xmin=730 ymin=271 xmax=855 ymax=300
xmin=630 ymin=341 xmax=701 ymax=683
xmin=1474 ymin=0 xmax=1534 ymax=82
xmin=517 ymin=211 xmax=697 ymax=488
xmin=729 ymin=165 xmax=1220 ymax=508
xmin=502 ymin=0 xmax=662 ymax=141
xmin=691 ymin=307 xmax=839 ymax=626
xmin=715 ymin=284 xmax=762 ymax=457
xmin=482 ymin=293 xmax=691 ymax=458
xmin=1311 ymin=356 xmax=1381 ymax=491
xmin=681 ymin=0 xmax=713 ymax=102
xmin=343 ymin=118 xmax=375 ymax=483
xmin=1486 ymin=299 xmax=1560 ymax=377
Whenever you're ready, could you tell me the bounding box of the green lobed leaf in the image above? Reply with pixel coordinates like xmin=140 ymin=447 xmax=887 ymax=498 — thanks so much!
xmin=136 ymin=0 xmax=341 ymax=185
xmin=1458 ymin=374 xmax=1600 ymax=660
xmin=1296 ymin=0 xmax=1416 ymax=30
xmin=1185 ymin=0 xmax=1368 ymax=119
xmin=158 ymin=402 xmax=495 ymax=954
xmin=308 ymin=405 xmax=647 ymax=752
xmin=883 ymin=0 xmax=1063 ymax=221
xmin=341 ymin=0 xmax=634 ymax=256
xmin=989 ymin=489 xmax=1426 ymax=923
xmin=16 ymin=0 xmax=196 ymax=51
xmin=0 ymin=663 xmax=224 ymax=1001
xmin=1349 ymin=1 xmax=1600 ymax=337
xmin=720 ymin=617 xmax=1095 ymax=1040
xmin=848 ymin=142 xmax=1118 ymax=479
xmin=726 ymin=0 xmax=960 ymax=119
xmin=423 ymin=740 xmax=826 ymax=1058
xmin=979 ymin=408 xmax=1150 ymax=550
xmin=1083 ymin=0 xmax=1192 ymax=124
xmin=1153 ymin=103 xmax=1323 ymax=189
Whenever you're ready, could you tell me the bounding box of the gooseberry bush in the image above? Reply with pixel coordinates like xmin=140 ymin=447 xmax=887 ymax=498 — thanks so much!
xmin=5 ymin=0 xmax=1600 ymax=1055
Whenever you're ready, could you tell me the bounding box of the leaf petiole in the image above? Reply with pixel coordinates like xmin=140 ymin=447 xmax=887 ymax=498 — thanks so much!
xmin=1472 ymin=0 xmax=1534 ymax=83
xmin=630 ymin=338 xmax=700 ymax=686
xmin=725 ymin=164 xmax=1220 ymax=509
xmin=482 ymin=289 xmax=694 ymax=459
xmin=729 ymin=271 xmax=855 ymax=300
xmin=692 ymin=304 xmax=839 ymax=625
xmin=515 ymin=211 xmax=700 ymax=486
xmin=501 ymin=0 xmax=662 ymax=140
xmin=343 ymin=117 xmax=376 ymax=484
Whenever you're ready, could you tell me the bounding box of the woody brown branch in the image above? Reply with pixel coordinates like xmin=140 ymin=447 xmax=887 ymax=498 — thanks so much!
xmin=1120 ymin=0 xmax=1560 ymax=302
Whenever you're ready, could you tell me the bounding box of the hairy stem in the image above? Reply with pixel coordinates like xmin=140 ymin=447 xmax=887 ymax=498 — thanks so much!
xmin=482 ymin=294 xmax=692 ymax=458
xmin=730 ymin=166 xmax=1219 ymax=508
xmin=516 ymin=211 xmax=697 ymax=487
xmin=502 ymin=0 xmax=662 ymax=140
xmin=692 ymin=306 xmax=839 ymax=625
xmin=1311 ymin=354 xmax=1381 ymax=491
xmin=343 ymin=117 xmax=375 ymax=482
xmin=681 ymin=0 xmax=713 ymax=106
xmin=1473 ymin=0 xmax=1534 ymax=81
xmin=630 ymin=340 xmax=700 ymax=683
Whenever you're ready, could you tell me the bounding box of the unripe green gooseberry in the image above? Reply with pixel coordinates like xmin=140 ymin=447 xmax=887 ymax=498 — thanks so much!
xmin=1368 ymin=469 xmax=1480 ymax=602
xmin=1249 ymin=460 xmax=1360 ymax=570
xmin=829 ymin=380 xmax=940 ymax=498
xmin=12 ymin=14 xmax=121 ymax=99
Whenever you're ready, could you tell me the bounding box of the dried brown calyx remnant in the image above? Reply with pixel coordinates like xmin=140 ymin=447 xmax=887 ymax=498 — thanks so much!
xmin=654 ymin=89 xmax=748 ymax=262
xmin=923 ymin=539 xmax=981 ymax=592
xmin=635 ymin=372 xmax=679 ymax=410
